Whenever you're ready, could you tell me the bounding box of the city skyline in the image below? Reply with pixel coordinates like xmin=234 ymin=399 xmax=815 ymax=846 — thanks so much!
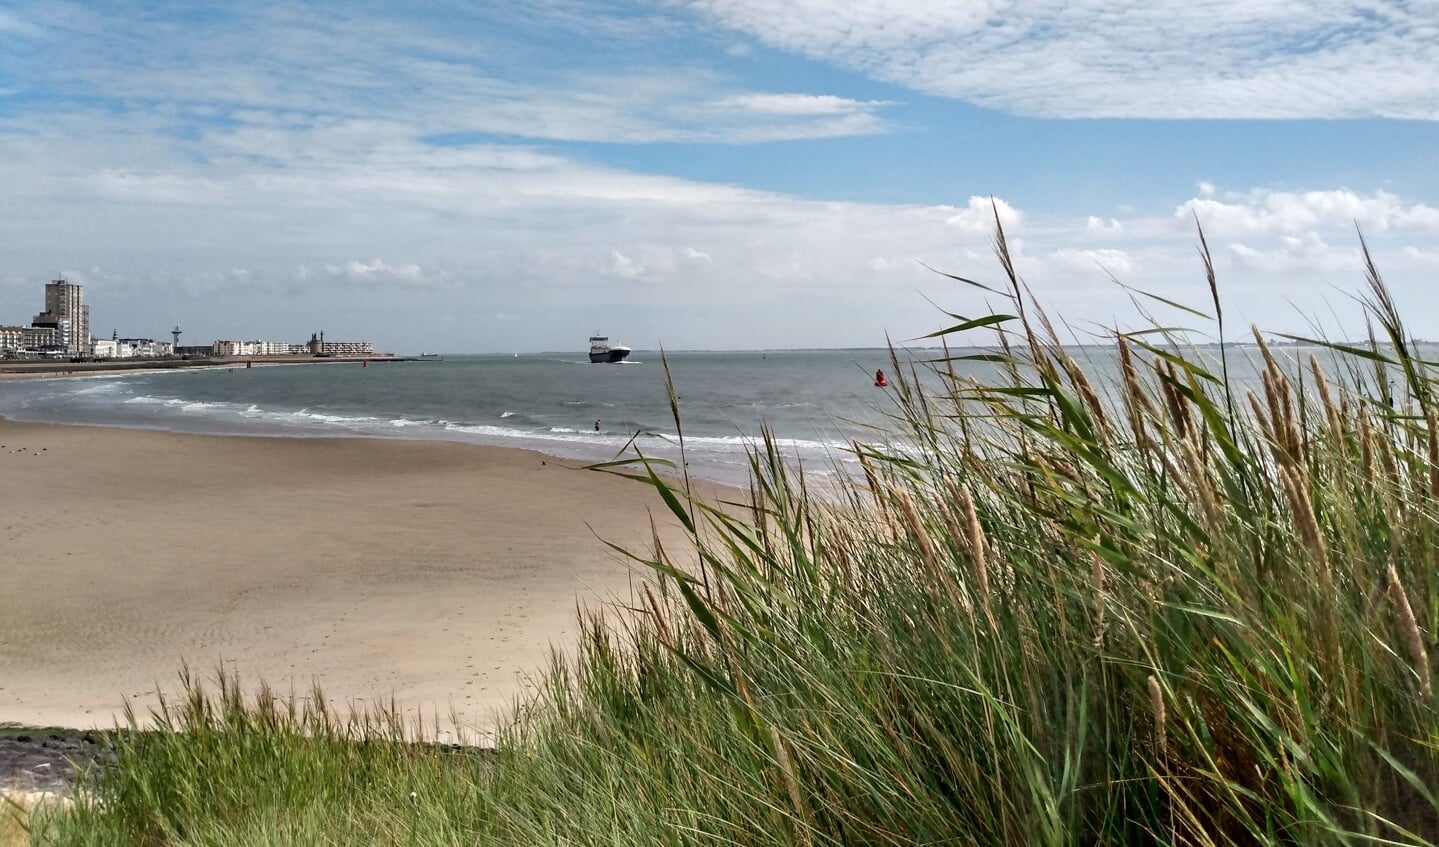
xmin=0 ymin=277 xmax=378 ymax=359
xmin=1 ymin=2 xmax=1437 ymax=353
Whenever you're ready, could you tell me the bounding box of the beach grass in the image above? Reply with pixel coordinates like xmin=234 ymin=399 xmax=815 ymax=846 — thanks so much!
xmin=1 ymin=803 xmax=29 ymax=847
xmin=35 ymin=224 xmax=1439 ymax=845
xmin=3 ymin=794 xmax=64 ymax=847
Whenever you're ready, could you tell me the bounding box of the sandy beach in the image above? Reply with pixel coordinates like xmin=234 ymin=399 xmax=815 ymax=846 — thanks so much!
xmin=0 ymin=419 xmax=702 ymax=742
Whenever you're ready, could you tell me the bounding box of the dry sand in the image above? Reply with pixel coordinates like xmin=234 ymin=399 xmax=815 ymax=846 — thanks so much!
xmin=0 ymin=419 xmax=705 ymax=742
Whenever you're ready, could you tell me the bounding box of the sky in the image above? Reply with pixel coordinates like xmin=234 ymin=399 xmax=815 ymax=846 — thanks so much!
xmin=0 ymin=1 xmax=1436 ymax=353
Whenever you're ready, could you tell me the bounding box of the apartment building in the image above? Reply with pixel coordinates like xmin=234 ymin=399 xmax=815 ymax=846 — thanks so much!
xmin=2 ymin=325 xmax=60 ymax=355
xmin=40 ymin=278 xmax=90 ymax=354
xmin=0 ymin=326 xmax=24 ymax=353
xmin=92 ymin=338 xmax=175 ymax=359
xmin=211 ymin=339 xmax=294 ymax=357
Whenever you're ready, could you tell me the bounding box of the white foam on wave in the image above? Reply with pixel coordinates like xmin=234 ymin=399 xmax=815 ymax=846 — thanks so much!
xmin=122 ymin=395 xmax=395 ymax=433
xmin=33 ymin=379 xmax=870 ymax=489
xmin=286 ymin=409 xmax=380 ymax=425
xmin=648 ymin=432 xmax=849 ymax=454
xmin=70 ymin=382 xmax=124 ymax=397
xmin=530 ymin=425 xmax=849 ymax=459
xmin=445 ymin=422 xmax=546 ymax=439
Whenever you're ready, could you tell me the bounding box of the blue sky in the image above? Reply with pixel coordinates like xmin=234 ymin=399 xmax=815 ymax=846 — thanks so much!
xmin=1 ymin=0 xmax=1437 ymax=352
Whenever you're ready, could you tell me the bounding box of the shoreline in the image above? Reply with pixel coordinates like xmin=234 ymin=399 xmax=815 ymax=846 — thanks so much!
xmin=0 ymin=363 xmax=792 ymax=491
xmin=0 ymin=354 xmax=408 ymax=382
xmin=0 ymin=417 xmax=712 ymax=742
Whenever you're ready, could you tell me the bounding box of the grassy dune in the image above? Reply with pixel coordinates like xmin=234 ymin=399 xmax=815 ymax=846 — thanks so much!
xmin=35 ymin=229 xmax=1439 ymax=845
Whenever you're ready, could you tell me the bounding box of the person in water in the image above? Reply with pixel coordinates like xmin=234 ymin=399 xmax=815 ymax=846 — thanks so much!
xmin=594 ymin=419 xmax=601 ymax=431
xmin=874 ymin=368 xmax=888 ymax=387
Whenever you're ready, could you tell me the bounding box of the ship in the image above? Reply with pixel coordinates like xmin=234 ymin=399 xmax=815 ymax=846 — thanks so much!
xmin=589 ymin=333 xmax=631 ymax=363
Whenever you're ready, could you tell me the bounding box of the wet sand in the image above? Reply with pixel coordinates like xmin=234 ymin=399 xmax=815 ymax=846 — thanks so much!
xmin=0 ymin=419 xmax=701 ymax=742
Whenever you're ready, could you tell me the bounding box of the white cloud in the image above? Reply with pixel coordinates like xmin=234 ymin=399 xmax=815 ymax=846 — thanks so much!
xmin=1 ymin=5 xmax=1437 ymax=350
xmin=680 ymin=0 xmax=1439 ymax=119
xmin=1399 ymin=247 xmax=1439 ymax=269
xmin=602 ymin=243 xmax=726 ymax=282
xmin=315 ymin=260 xmax=454 ymax=290
xmin=1049 ymin=248 xmax=1134 ymax=277
xmin=1086 ymin=216 xmax=1123 ymax=236
xmin=606 ymin=250 xmax=646 ymax=281
xmin=3 ymin=4 xmax=894 ymax=146
xmin=3 ymin=90 xmax=1435 ymax=349
xmin=1178 ymin=188 xmax=1439 ymax=237
xmin=712 ymin=93 xmax=889 ymax=116
xmin=1227 ymin=232 xmax=1361 ymax=275
xmin=946 ymin=196 xmax=1021 ymax=234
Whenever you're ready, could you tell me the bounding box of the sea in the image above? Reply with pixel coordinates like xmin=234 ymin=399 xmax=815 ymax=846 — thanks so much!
xmin=0 ymin=343 xmax=1413 ymax=489
xmin=0 ymin=350 xmax=921 ymax=488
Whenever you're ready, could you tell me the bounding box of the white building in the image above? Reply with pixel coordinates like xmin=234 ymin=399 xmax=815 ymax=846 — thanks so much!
xmin=211 ymin=340 xmax=292 ymax=357
xmin=92 ymin=337 xmax=174 ymax=359
xmin=0 ymin=326 xmax=25 ymax=353
xmin=251 ymin=340 xmax=291 ymax=356
xmin=30 ymin=313 xmax=72 ymax=352
xmin=320 ymin=340 xmax=374 ymax=356
xmin=2 ymin=325 xmax=59 ymax=354
xmin=212 ymin=340 xmax=252 ymax=357
xmin=24 ymin=326 xmax=58 ymax=350
xmin=120 ymin=338 xmax=174 ymax=357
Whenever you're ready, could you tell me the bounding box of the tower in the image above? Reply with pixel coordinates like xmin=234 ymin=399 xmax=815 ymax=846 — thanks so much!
xmin=43 ymin=278 xmax=89 ymax=355
xmin=172 ymin=326 xmax=182 ymax=348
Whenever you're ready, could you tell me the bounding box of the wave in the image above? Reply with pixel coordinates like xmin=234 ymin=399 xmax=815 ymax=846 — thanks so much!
xmin=70 ymin=382 xmax=126 ymax=397
xmin=6 ymin=377 xmax=879 ymax=489
xmin=115 ymin=392 xmax=859 ymax=458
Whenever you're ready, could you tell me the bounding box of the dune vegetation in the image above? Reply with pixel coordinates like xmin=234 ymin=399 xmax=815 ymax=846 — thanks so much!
xmin=21 ymin=225 xmax=1439 ymax=845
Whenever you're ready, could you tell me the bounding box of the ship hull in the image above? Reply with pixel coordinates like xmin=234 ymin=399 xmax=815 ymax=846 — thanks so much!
xmin=590 ymin=348 xmax=631 ymax=363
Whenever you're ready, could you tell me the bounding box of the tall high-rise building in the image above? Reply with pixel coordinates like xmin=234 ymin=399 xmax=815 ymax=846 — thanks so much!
xmin=42 ymin=278 xmax=89 ymax=354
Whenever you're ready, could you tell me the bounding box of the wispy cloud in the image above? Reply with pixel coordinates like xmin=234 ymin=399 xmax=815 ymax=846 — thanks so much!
xmin=679 ymin=0 xmax=1439 ymax=119
xmin=2 ymin=1 xmax=894 ymax=145
xmin=0 ymin=8 xmax=43 ymax=37
xmin=0 ymin=3 xmax=1435 ymax=350
xmin=712 ymin=93 xmax=889 ymax=116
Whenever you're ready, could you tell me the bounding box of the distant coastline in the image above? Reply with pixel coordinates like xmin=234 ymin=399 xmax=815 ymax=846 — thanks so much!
xmin=0 ymin=354 xmax=411 ymax=381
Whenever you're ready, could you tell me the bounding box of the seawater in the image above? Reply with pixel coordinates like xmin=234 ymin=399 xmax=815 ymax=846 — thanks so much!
xmin=0 ymin=350 xmax=915 ymax=487
xmin=0 ymin=344 xmax=1412 ymax=488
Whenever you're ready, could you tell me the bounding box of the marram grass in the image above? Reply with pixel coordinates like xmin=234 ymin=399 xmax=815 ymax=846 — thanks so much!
xmin=37 ymin=227 xmax=1439 ymax=845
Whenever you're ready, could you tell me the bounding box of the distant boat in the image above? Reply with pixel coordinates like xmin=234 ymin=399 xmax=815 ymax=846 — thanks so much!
xmin=588 ymin=333 xmax=631 ymax=364
xmin=418 ymin=353 xmax=444 ymax=361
